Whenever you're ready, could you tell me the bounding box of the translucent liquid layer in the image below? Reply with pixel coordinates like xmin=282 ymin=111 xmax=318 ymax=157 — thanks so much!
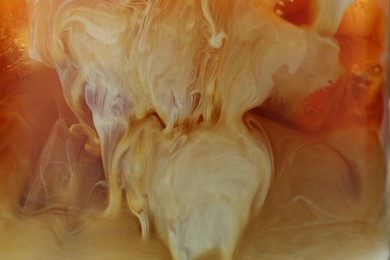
xmin=0 ymin=0 xmax=388 ymax=259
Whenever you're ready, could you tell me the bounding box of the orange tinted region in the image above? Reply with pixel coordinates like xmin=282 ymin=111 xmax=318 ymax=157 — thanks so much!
xmin=337 ymin=0 xmax=380 ymax=37
xmin=275 ymin=0 xmax=312 ymax=26
xmin=0 ymin=0 xmax=388 ymax=259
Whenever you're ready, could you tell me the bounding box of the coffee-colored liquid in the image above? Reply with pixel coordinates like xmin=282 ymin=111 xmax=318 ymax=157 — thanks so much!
xmin=0 ymin=0 xmax=388 ymax=259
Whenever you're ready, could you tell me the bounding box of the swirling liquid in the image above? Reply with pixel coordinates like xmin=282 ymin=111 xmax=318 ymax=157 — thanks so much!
xmin=0 ymin=0 xmax=388 ymax=259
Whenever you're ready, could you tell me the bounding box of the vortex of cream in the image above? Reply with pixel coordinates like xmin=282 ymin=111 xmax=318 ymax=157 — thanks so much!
xmin=26 ymin=0 xmax=350 ymax=259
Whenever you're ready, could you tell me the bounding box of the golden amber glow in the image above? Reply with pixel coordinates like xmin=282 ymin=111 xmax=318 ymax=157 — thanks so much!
xmin=0 ymin=0 xmax=388 ymax=259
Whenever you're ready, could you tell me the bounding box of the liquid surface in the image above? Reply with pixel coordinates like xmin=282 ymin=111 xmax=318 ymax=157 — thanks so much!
xmin=0 ymin=0 xmax=388 ymax=259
